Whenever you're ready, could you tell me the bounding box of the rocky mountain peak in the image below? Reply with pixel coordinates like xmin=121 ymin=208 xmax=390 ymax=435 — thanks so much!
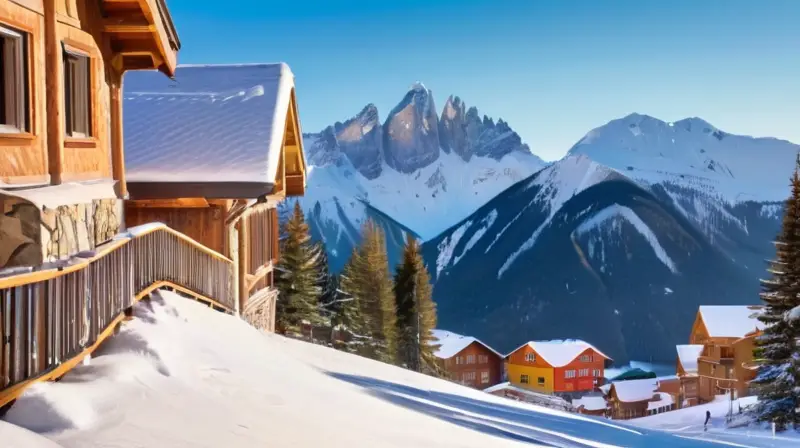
xmin=304 ymin=83 xmax=543 ymax=178
xmin=382 ymin=83 xmax=441 ymax=173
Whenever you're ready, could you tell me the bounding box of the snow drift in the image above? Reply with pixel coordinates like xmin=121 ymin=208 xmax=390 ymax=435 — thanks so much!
xmin=0 ymin=290 xmax=740 ymax=447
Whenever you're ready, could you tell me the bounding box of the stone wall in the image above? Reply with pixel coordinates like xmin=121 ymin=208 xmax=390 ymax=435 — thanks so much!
xmin=0 ymin=198 xmax=123 ymax=269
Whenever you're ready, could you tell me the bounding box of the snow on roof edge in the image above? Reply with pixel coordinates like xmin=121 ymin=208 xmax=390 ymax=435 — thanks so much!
xmin=504 ymin=339 xmax=612 ymax=367
xmin=430 ymin=329 xmax=502 ymax=359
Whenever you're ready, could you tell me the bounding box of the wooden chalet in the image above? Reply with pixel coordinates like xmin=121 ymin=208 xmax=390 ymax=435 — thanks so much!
xmin=603 ymin=378 xmax=674 ymax=420
xmin=431 ymin=329 xmax=504 ymax=389
xmin=505 ymin=339 xmax=611 ymax=396
xmin=675 ymin=343 xmax=704 ymax=407
xmin=688 ymin=305 xmax=763 ymax=402
xmin=1 ymin=0 xmax=179 ymax=269
xmin=121 ymin=63 xmax=307 ymax=331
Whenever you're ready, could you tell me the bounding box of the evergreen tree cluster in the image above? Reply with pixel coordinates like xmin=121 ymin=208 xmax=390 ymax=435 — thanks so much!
xmin=753 ymin=156 xmax=800 ymax=431
xmin=274 ymin=201 xmax=440 ymax=374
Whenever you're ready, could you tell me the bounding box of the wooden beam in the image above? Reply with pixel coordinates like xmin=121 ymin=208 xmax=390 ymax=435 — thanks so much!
xmin=126 ymin=198 xmax=210 ymax=208
xmin=44 ymin=0 xmax=63 ymax=185
xmin=110 ymin=70 xmax=126 ymax=197
xmin=237 ymin=217 xmax=249 ymax=313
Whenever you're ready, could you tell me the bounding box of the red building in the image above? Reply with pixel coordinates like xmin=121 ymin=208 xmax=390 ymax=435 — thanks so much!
xmin=432 ymin=330 xmax=504 ymax=389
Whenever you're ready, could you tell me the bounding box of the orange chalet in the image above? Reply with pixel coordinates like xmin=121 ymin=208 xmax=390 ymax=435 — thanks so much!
xmin=505 ymin=340 xmax=612 ymax=395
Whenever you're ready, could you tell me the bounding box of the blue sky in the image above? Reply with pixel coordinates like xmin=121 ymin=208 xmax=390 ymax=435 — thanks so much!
xmin=167 ymin=0 xmax=800 ymax=161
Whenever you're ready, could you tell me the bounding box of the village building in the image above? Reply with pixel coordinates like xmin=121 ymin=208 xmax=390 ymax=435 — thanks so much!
xmin=504 ymin=339 xmax=611 ymax=396
xmin=688 ymin=305 xmax=763 ymax=402
xmin=121 ymin=63 xmax=307 ymax=331
xmin=0 ymin=0 xmax=179 ymax=269
xmin=675 ymin=344 xmax=704 ymax=407
xmin=572 ymin=395 xmax=607 ymax=416
xmin=432 ymin=329 xmax=504 ymax=389
xmin=603 ymin=377 xmax=675 ymax=420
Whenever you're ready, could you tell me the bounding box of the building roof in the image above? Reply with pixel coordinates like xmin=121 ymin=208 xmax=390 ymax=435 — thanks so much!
xmin=572 ymin=395 xmax=607 ymax=411
xmin=647 ymin=392 xmax=674 ymax=411
xmin=610 ymin=378 xmax=658 ymax=403
xmin=676 ymin=344 xmax=704 ymax=375
xmin=698 ymin=305 xmax=763 ymax=338
xmin=123 ymin=63 xmax=300 ymax=199
xmin=430 ymin=329 xmax=502 ymax=359
xmin=506 ymin=339 xmax=612 ymax=367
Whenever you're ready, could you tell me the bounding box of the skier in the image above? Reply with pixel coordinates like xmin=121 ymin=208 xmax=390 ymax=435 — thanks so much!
xmin=704 ymin=410 xmax=711 ymax=431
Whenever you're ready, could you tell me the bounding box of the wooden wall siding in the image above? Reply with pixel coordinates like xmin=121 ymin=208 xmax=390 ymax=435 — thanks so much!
xmin=244 ymin=206 xmax=276 ymax=295
xmin=55 ymin=4 xmax=113 ymax=182
xmin=440 ymin=342 xmax=503 ymax=389
xmin=124 ymin=203 xmax=226 ymax=254
xmin=0 ymin=2 xmax=48 ymax=185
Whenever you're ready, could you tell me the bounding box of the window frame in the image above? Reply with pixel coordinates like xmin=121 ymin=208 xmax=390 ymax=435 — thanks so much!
xmin=520 ymin=374 xmax=529 ymax=384
xmin=537 ymin=376 xmax=545 ymax=385
xmin=62 ymin=42 xmax=92 ymax=139
xmin=480 ymin=371 xmax=490 ymax=384
xmin=466 ymin=354 xmax=475 ymax=364
xmin=0 ymin=23 xmax=29 ymax=134
xmin=525 ymin=352 xmax=535 ymax=362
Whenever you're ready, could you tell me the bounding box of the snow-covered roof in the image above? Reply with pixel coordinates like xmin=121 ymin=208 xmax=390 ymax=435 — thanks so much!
xmin=676 ymin=344 xmax=704 ymax=375
xmin=507 ymin=339 xmax=612 ymax=367
xmin=430 ymin=329 xmax=501 ymax=359
xmin=572 ymin=395 xmax=607 ymax=411
xmin=647 ymin=392 xmax=674 ymax=411
xmin=610 ymin=378 xmax=658 ymax=403
xmin=698 ymin=305 xmax=762 ymax=338
xmin=123 ymin=63 xmax=297 ymax=198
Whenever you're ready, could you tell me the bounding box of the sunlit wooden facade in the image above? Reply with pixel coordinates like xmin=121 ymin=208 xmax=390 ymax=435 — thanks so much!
xmin=0 ymin=0 xmax=179 ymax=269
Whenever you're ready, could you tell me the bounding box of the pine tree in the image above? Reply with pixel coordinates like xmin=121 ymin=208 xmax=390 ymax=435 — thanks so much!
xmin=275 ymin=201 xmax=325 ymax=335
xmin=752 ymin=156 xmax=800 ymax=430
xmin=335 ymin=221 xmax=397 ymax=362
xmin=335 ymin=249 xmax=370 ymax=353
xmin=393 ymin=234 xmax=440 ymax=374
xmin=357 ymin=221 xmax=398 ymax=363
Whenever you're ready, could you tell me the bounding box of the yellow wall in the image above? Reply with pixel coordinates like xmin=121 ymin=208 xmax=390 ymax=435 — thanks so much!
xmin=507 ymin=363 xmax=555 ymax=394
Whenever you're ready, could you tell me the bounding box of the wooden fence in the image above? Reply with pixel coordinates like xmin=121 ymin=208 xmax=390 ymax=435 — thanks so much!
xmin=0 ymin=223 xmax=235 ymax=409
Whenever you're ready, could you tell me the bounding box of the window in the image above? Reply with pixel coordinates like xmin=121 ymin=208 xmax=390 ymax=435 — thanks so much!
xmin=565 ymin=370 xmax=576 ymax=379
xmin=592 ymin=369 xmax=601 ymax=377
xmin=0 ymin=24 xmax=27 ymax=133
xmin=579 ymin=368 xmax=589 ymax=377
xmin=478 ymin=355 xmax=488 ymax=364
xmin=537 ymin=377 xmax=545 ymax=385
xmin=455 ymin=356 xmax=463 ymax=365
xmin=525 ymin=353 xmax=535 ymax=362
xmin=480 ymin=371 xmax=490 ymax=384
xmin=63 ymin=44 xmax=91 ymax=137
xmin=466 ymin=355 xmax=475 ymax=364
xmin=520 ymin=374 xmax=529 ymax=384
xmin=462 ymin=371 xmax=476 ymax=382
xmin=580 ymin=355 xmax=593 ymax=362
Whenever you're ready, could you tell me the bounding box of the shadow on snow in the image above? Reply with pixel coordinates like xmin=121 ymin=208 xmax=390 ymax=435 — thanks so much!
xmin=324 ymin=372 xmax=734 ymax=448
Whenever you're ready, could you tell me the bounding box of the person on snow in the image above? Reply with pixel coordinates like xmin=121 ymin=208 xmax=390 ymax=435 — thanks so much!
xmin=704 ymin=410 xmax=711 ymax=431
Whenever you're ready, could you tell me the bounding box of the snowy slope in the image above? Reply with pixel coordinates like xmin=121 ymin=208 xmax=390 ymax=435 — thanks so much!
xmin=630 ymin=395 xmax=800 ymax=447
xmin=569 ymin=114 xmax=800 ymax=204
xmin=0 ymin=290 xmax=744 ymax=448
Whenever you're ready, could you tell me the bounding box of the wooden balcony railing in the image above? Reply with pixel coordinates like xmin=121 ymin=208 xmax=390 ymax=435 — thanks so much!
xmin=0 ymin=223 xmax=235 ymax=409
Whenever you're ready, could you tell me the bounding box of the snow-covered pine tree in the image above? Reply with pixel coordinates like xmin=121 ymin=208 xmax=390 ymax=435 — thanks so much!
xmin=275 ymin=201 xmax=325 ymax=336
xmin=752 ymin=155 xmax=800 ymax=431
xmin=393 ymin=234 xmax=440 ymax=374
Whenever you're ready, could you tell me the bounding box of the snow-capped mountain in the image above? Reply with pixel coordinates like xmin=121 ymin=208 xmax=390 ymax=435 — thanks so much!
xmin=300 ymin=83 xmax=546 ymax=271
xmin=424 ymin=116 xmax=798 ymax=364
